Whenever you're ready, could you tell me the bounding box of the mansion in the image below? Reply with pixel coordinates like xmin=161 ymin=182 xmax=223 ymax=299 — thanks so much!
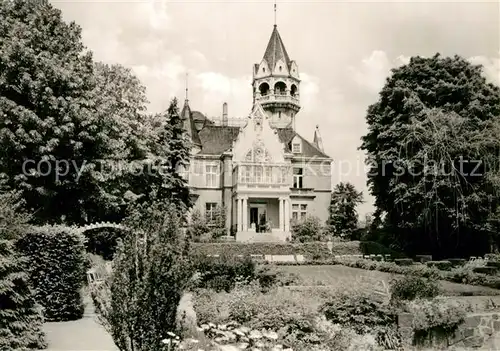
xmin=180 ymin=25 xmax=332 ymax=242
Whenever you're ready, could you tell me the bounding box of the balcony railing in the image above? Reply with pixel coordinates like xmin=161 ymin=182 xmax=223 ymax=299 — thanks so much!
xmin=255 ymin=93 xmax=300 ymax=105
xmin=233 ymin=163 xmax=289 ymax=187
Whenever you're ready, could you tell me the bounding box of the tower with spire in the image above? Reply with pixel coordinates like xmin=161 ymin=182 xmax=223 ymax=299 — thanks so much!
xmin=252 ymin=22 xmax=300 ymax=128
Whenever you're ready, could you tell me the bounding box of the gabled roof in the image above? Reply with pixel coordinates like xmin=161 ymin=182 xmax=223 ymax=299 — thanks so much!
xmin=262 ymin=25 xmax=292 ymax=71
xmin=196 ymin=125 xmax=330 ymax=159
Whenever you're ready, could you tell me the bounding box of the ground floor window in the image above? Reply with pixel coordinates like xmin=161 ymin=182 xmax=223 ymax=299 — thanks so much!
xmin=292 ymin=203 xmax=307 ymax=220
xmin=205 ymin=202 xmax=218 ymax=223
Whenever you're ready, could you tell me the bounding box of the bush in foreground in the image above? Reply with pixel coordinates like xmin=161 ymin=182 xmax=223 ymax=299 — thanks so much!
xmin=92 ymin=202 xmax=194 ymax=351
xmin=0 ymin=192 xmax=46 ymax=350
xmin=17 ymin=225 xmax=86 ymax=321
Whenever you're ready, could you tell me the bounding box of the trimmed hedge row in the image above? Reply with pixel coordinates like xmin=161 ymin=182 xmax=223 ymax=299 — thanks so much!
xmin=190 ymin=242 xmax=332 ymax=259
xmin=190 ymin=241 xmax=399 ymax=260
xmin=17 ymin=225 xmax=86 ymax=322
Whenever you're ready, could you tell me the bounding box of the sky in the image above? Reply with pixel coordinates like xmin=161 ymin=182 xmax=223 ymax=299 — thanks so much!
xmin=52 ymin=0 xmax=499 ymax=218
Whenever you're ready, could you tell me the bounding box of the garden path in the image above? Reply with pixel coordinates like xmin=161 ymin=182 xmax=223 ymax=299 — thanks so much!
xmin=40 ymin=296 xmax=118 ymax=351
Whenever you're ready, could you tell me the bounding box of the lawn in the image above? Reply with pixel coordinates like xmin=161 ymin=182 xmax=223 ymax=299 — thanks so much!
xmin=278 ymin=264 xmax=500 ymax=297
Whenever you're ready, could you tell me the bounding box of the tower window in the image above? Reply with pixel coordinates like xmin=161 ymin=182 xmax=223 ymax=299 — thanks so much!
xmin=279 ymin=66 xmax=282 ymax=71
xmin=278 ymin=111 xmax=281 ymax=119
xmin=263 ymin=67 xmax=266 ymax=72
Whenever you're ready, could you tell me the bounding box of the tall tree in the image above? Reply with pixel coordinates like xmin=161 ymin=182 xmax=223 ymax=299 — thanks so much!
xmin=328 ymin=182 xmax=364 ymax=239
xmin=0 ymin=0 xmax=109 ymax=224
xmin=360 ymin=54 xmax=500 ymax=258
xmin=0 ymin=192 xmax=46 ymax=351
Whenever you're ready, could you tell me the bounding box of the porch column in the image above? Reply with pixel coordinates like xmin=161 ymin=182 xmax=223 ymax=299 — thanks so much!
xmin=242 ymin=197 xmax=248 ymax=231
xmin=278 ymin=197 xmax=284 ymax=231
xmin=237 ymin=197 xmax=242 ymax=232
xmin=284 ymin=198 xmax=290 ymax=232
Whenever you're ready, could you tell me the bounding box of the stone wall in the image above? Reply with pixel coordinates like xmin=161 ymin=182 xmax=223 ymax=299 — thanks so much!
xmin=399 ymin=312 xmax=500 ymax=350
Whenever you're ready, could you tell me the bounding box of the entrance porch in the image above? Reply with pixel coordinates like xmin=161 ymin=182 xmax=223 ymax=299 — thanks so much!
xmin=234 ymin=196 xmax=291 ymax=242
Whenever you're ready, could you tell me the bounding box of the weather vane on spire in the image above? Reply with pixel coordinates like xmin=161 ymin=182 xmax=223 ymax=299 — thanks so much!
xmin=185 ymin=72 xmax=189 ymax=101
xmin=274 ymin=0 xmax=277 ymax=26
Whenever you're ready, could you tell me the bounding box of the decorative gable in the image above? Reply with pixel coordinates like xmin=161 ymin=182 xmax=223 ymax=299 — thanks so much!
xmin=232 ymin=103 xmax=285 ymax=163
xmin=273 ymin=58 xmax=289 ymax=76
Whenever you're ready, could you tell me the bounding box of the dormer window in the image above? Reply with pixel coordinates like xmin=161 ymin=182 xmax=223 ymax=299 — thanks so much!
xmin=263 ymin=67 xmax=266 ymax=72
xmin=279 ymin=66 xmax=282 ymax=72
xmin=292 ymin=142 xmax=301 ymax=154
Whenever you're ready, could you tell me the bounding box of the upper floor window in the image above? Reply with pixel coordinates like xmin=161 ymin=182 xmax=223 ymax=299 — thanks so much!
xmin=205 ymin=202 xmax=218 ymax=223
xmin=292 ymin=142 xmax=301 ymax=154
xmin=292 ymin=204 xmax=307 ymax=220
xmin=205 ymin=164 xmax=218 ymax=187
xmin=293 ymin=168 xmax=303 ymax=188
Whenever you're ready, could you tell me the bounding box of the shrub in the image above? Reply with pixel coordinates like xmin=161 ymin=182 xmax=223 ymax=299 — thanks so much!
xmin=426 ymin=260 xmax=452 ymax=271
xmin=91 ymin=201 xmax=194 ymax=351
xmin=473 ymin=266 xmax=497 ymax=275
xmin=321 ymin=292 xmax=397 ymax=334
xmin=390 ymin=276 xmax=440 ymax=301
xmin=191 ymin=242 xmax=331 ymax=259
xmin=486 ymin=261 xmax=500 ymax=268
xmin=17 ymin=225 xmax=86 ymax=321
xmin=406 ymin=298 xmax=466 ymax=346
xmin=0 ymin=192 xmax=46 ymax=350
xmin=415 ymin=255 xmax=432 ymax=263
xmin=360 ymin=241 xmax=404 ymax=257
xmin=291 ymin=216 xmax=325 ymax=242
xmin=448 ymin=258 xmax=466 ymax=267
xmin=395 ymin=258 xmax=413 ymax=266
xmin=192 ymin=254 xmax=256 ymax=292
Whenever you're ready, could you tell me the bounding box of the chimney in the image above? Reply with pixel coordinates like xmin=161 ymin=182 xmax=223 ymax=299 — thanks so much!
xmin=222 ymin=102 xmax=228 ymax=126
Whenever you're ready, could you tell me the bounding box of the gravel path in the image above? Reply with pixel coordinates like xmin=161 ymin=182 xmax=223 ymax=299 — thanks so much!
xmin=40 ymin=297 xmax=118 ymax=351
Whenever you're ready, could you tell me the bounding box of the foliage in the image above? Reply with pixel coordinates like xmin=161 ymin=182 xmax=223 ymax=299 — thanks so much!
xmin=0 ymin=1 xmax=192 ymax=225
xmin=328 ymin=182 xmax=364 ymax=239
xmin=16 ymin=225 xmax=86 ymax=321
xmin=208 ymin=205 xmax=227 ymax=239
xmin=360 ymin=54 xmax=500 ymax=258
xmin=426 ymin=260 xmax=452 ymax=271
xmin=291 ymin=215 xmax=325 ymax=243
xmin=190 ymin=241 xmax=332 ymax=259
xmin=336 ymin=257 xmax=500 ymax=291
xmin=0 ymin=0 xmax=109 ymax=224
xmin=91 ymin=201 xmax=194 ymax=351
xmin=0 ymin=192 xmax=46 ymax=350
xmin=405 ymin=298 xmax=466 ymax=345
xmin=390 ymin=275 xmax=440 ymax=301
xmin=84 ymin=227 xmax=124 ymax=260
xmin=321 ymin=291 xmax=397 ymax=335
xmin=191 ymin=254 xmax=256 ymax=292
xmin=186 ymin=209 xmax=209 ymax=242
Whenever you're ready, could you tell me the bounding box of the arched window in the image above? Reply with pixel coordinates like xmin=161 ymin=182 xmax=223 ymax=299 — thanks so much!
xmin=274 ymin=81 xmax=287 ymax=95
xmin=259 ymin=82 xmax=270 ymax=96
xmin=291 ymin=84 xmax=298 ymax=97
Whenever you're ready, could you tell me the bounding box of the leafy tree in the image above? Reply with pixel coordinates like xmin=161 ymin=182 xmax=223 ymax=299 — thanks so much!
xmin=328 ymin=182 xmax=364 ymax=239
xmin=0 ymin=0 xmax=110 ymax=224
xmin=0 ymin=192 xmax=46 ymax=350
xmin=91 ymin=201 xmax=194 ymax=351
xmin=360 ymin=54 xmax=500 ymax=258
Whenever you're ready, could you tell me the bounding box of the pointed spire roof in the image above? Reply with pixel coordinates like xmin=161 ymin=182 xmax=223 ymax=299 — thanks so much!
xmin=262 ymin=25 xmax=291 ymax=71
xmin=313 ymin=125 xmax=324 ymax=152
xmin=180 ymin=99 xmax=202 ymax=148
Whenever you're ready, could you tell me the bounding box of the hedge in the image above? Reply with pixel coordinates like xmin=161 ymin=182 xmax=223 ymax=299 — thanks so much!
xmin=190 ymin=241 xmax=401 ymax=260
xmin=17 ymin=225 xmax=86 ymax=321
xmin=190 ymin=242 xmax=332 ymax=259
